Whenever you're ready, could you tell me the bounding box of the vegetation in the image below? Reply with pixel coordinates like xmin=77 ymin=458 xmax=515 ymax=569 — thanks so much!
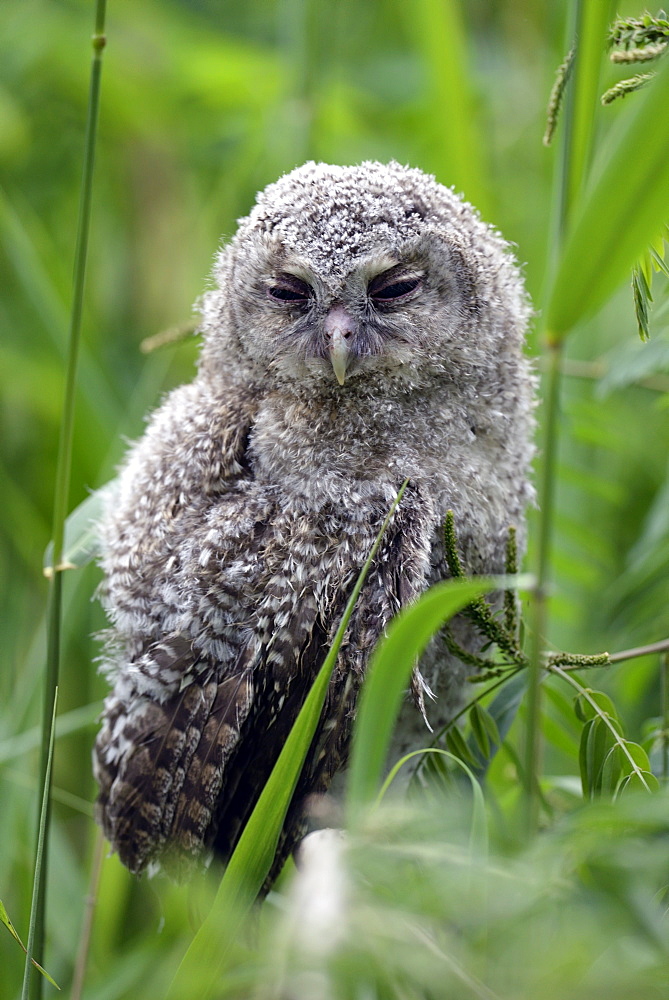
xmin=1 ymin=1 xmax=669 ymax=997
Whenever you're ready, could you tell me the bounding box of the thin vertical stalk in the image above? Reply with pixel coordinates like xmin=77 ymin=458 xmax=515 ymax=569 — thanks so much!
xmin=30 ymin=4 xmax=108 ymax=997
xmin=523 ymin=339 xmax=562 ymax=835
xmin=21 ymin=692 xmax=58 ymax=1000
xmin=525 ymin=0 xmax=614 ymax=836
xmin=524 ymin=0 xmax=580 ymax=837
xmin=662 ymin=654 xmax=669 ymax=785
xmin=70 ymin=830 xmax=106 ymax=1000
xmin=277 ymin=0 xmax=316 ymax=160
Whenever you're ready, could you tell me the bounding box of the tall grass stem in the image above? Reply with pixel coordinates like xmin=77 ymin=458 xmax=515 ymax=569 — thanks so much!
xmin=21 ymin=692 xmax=58 ymax=1000
xmin=30 ymin=3 xmax=107 ymax=996
xmin=526 ymin=0 xmax=584 ymax=835
xmin=70 ymin=830 xmax=105 ymax=1000
xmin=526 ymin=0 xmax=615 ymax=835
xmin=662 ymin=654 xmax=669 ymax=785
xmin=524 ymin=340 xmax=562 ymax=835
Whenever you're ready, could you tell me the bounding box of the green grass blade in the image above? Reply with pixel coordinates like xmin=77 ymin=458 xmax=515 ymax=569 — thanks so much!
xmin=166 ymin=483 xmax=408 ymax=1000
xmin=31 ymin=6 xmax=108 ymax=995
xmin=346 ymin=575 xmax=515 ymax=818
xmin=376 ymin=747 xmax=488 ymax=857
xmin=1 ymin=901 xmax=60 ymax=990
xmin=547 ymin=51 xmax=669 ymax=338
xmin=562 ymin=0 xmax=616 ymax=221
xmin=21 ymin=692 xmax=60 ymax=998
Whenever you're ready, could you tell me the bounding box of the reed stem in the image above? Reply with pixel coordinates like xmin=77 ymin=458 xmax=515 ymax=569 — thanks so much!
xmin=30 ymin=4 xmax=107 ymax=996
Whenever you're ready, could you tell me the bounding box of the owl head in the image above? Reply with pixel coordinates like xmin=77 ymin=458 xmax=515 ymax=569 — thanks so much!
xmin=199 ymin=161 xmax=529 ymax=396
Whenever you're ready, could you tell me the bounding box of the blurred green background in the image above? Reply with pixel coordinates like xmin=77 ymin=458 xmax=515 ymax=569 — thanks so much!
xmin=1 ymin=0 xmax=669 ymax=995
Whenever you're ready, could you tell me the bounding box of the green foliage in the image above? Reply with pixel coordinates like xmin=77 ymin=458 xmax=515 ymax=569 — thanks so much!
xmin=570 ymin=681 xmax=658 ymax=798
xmin=3 ymin=1 xmax=669 ymax=998
xmin=346 ymin=574 xmax=504 ymax=816
xmin=243 ymin=793 xmax=669 ymax=1000
xmin=546 ymin=45 xmax=669 ymax=337
xmin=0 ymin=900 xmax=59 ymax=991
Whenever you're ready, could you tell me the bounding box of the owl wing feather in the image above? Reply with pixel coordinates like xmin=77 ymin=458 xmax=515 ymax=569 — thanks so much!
xmin=95 ymin=637 xmax=255 ymax=874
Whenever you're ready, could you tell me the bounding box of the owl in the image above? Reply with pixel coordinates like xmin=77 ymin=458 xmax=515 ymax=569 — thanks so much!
xmin=94 ymin=161 xmax=535 ymax=881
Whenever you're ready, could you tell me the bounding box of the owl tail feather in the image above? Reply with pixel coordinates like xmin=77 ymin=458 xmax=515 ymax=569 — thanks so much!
xmin=95 ymin=655 xmax=254 ymax=876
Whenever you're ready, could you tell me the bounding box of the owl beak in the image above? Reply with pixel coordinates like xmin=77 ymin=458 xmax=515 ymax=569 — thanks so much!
xmin=324 ymin=305 xmax=356 ymax=386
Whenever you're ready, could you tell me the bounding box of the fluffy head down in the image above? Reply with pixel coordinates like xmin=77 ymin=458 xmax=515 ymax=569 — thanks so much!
xmin=199 ymin=161 xmax=530 ymax=394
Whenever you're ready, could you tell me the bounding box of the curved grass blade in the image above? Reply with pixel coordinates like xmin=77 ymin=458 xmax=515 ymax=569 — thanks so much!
xmin=376 ymin=747 xmax=488 ymax=857
xmin=1 ymin=902 xmax=59 ymax=990
xmin=346 ymin=574 xmax=530 ymax=818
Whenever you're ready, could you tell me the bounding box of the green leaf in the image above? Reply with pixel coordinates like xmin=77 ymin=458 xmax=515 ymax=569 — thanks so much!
xmin=617 ymin=770 xmax=661 ymax=796
xmin=547 ymin=52 xmax=669 ymax=337
xmin=597 ymin=337 xmax=669 ymax=395
xmin=621 ymin=739 xmax=652 ymax=772
xmin=578 ymin=717 xmax=596 ymax=797
xmin=611 ymin=738 xmax=655 ymax=795
xmin=43 ymin=482 xmax=114 ymax=576
xmin=1 ymin=900 xmax=60 ymax=989
xmin=445 ymin=725 xmax=479 ymax=768
xmin=579 ymin=715 xmax=623 ymax=798
xmin=484 ymin=669 xmax=528 ymax=745
xmin=479 ymin=703 xmax=501 ymax=747
xmin=599 ymin=744 xmax=624 ymax=796
xmin=346 ymin=574 xmax=528 ymax=817
xmin=573 ymin=689 xmax=619 ymax=724
xmin=469 ymin=703 xmax=494 ymax=760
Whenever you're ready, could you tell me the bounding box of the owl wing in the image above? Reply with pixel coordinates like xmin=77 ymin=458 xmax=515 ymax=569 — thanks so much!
xmin=95 ymin=532 xmax=328 ymax=877
xmin=95 ymin=381 xmax=264 ymax=874
xmin=94 ymin=636 xmax=256 ymax=874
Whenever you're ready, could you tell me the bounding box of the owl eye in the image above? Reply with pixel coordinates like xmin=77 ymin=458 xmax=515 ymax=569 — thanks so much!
xmin=267 ymin=275 xmax=312 ymax=304
xmin=368 ymin=272 xmax=422 ymax=303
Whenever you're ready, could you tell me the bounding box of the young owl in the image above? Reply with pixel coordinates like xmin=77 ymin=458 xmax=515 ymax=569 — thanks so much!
xmin=94 ymin=161 xmax=535 ymax=879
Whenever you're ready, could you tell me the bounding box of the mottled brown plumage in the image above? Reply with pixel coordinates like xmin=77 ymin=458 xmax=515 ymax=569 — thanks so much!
xmin=94 ymin=161 xmax=535 ymax=879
